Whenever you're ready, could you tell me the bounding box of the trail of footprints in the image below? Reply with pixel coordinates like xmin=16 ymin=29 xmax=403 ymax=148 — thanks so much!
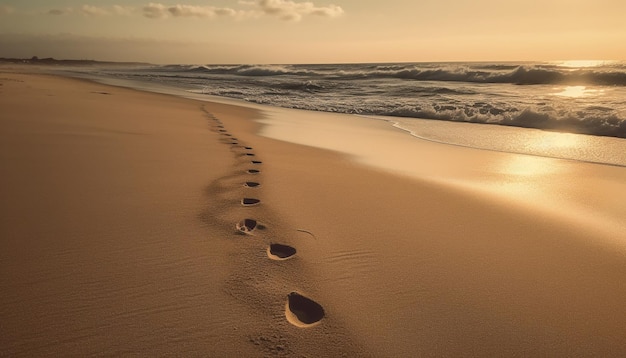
xmin=206 ymin=110 xmax=325 ymax=328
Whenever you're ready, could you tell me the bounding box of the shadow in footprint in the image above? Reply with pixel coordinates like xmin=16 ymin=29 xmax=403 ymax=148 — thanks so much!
xmin=251 ymin=160 xmax=262 ymax=164
xmin=286 ymin=292 xmax=325 ymax=327
xmin=236 ymin=218 xmax=266 ymax=234
xmin=244 ymin=146 xmax=253 ymax=150
xmin=242 ymin=198 xmax=261 ymax=206
xmin=244 ymin=182 xmax=260 ymax=188
xmin=268 ymin=244 xmax=296 ymax=260
xmin=247 ymin=169 xmax=260 ymax=174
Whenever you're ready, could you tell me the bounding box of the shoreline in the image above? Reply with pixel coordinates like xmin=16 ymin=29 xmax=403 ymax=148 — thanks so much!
xmin=39 ymin=64 xmax=626 ymax=167
xmin=381 ymin=115 xmax=626 ymax=168
xmin=2 ymin=69 xmax=626 ymax=356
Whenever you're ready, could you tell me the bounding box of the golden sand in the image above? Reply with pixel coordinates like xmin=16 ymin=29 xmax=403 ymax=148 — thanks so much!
xmin=2 ymin=70 xmax=626 ymax=356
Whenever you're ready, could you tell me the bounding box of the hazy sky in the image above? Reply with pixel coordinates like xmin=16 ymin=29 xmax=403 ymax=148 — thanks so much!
xmin=1 ymin=0 xmax=625 ymax=64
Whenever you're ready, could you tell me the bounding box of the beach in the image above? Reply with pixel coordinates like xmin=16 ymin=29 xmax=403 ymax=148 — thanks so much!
xmin=2 ymin=69 xmax=626 ymax=356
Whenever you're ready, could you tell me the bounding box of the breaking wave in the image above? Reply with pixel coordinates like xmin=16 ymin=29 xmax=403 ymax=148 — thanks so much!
xmin=96 ymin=61 xmax=626 ymax=139
xmin=383 ymin=105 xmax=626 ymax=138
xmin=162 ymin=62 xmax=626 ymax=86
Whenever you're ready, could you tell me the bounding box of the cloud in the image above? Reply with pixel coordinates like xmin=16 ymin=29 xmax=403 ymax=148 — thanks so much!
xmin=2 ymin=2 xmax=344 ymax=21
xmin=81 ymin=5 xmax=109 ymax=16
xmin=142 ymin=3 xmax=238 ymax=18
xmin=143 ymin=3 xmax=168 ymax=18
xmin=168 ymin=5 xmax=217 ymax=17
xmin=142 ymin=1 xmax=343 ymax=21
xmin=252 ymin=0 xmax=344 ymax=21
xmin=49 ymin=5 xmax=132 ymax=16
xmin=1 ymin=2 xmax=343 ymax=21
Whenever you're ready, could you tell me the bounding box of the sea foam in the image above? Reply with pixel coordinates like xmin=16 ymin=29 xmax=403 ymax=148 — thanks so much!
xmin=79 ymin=61 xmax=626 ymax=139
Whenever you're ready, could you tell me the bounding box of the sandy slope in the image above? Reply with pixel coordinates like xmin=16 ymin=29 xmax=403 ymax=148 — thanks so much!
xmin=0 ymin=72 xmax=355 ymax=357
xmin=2 ymin=70 xmax=626 ymax=357
xmin=225 ymin=105 xmax=626 ymax=357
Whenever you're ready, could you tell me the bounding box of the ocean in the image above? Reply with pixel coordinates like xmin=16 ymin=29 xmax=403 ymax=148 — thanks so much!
xmin=62 ymin=60 xmax=626 ymax=166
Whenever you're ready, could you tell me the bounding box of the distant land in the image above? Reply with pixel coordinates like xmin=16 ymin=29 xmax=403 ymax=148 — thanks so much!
xmin=0 ymin=56 xmax=150 ymax=66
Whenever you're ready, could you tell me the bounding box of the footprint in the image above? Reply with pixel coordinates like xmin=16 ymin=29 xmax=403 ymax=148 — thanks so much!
xmin=244 ymin=182 xmax=260 ymax=188
xmin=236 ymin=218 xmax=266 ymax=234
xmin=245 ymin=153 xmax=255 ymax=157
xmin=219 ymin=129 xmax=227 ymax=132
xmin=247 ymin=169 xmax=260 ymax=174
xmin=251 ymin=160 xmax=262 ymax=164
xmin=244 ymin=146 xmax=253 ymax=150
xmin=285 ymin=292 xmax=325 ymax=327
xmin=242 ymin=198 xmax=261 ymax=206
xmin=267 ymin=244 xmax=296 ymax=260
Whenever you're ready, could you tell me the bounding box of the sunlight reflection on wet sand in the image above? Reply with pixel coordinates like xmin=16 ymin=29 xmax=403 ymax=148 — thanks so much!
xmin=498 ymin=155 xmax=560 ymax=177
xmin=258 ymin=107 xmax=626 ymax=240
xmin=386 ymin=116 xmax=626 ymax=167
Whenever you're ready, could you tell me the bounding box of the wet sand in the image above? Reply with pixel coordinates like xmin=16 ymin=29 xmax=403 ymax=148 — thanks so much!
xmin=2 ymin=70 xmax=626 ymax=356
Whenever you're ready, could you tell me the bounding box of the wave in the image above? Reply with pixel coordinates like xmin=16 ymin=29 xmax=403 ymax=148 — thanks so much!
xmin=382 ymin=105 xmax=626 ymax=138
xmin=182 ymin=64 xmax=315 ymax=77
xmin=227 ymin=94 xmax=626 ymax=138
xmin=101 ymin=62 xmax=626 ymax=139
xmin=341 ymin=66 xmax=626 ymax=86
xmin=275 ymin=80 xmax=326 ymax=93
xmin=162 ymin=62 xmax=626 ymax=86
xmin=228 ymin=94 xmax=626 ymax=138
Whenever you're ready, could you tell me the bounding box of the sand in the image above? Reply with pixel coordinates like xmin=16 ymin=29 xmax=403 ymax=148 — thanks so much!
xmin=2 ymin=69 xmax=626 ymax=357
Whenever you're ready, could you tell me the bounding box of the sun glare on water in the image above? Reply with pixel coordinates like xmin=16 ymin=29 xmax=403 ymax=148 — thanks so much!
xmin=501 ymin=131 xmax=583 ymax=177
xmin=553 ymin=86 xmax=605 ymax=98
xmin=493 ymin=132 xmax=583 ymax=198
xmin=557 ymin=60 xmax=612 ymax=68
xmin=532 ymin=132 xmax=582 ymax=151
xmin=500 ymin=155 xmax=558 ymax=177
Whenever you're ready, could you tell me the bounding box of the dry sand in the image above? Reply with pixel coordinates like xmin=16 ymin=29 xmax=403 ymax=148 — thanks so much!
xmin=2 ymin=70 xmax=626 ymax=357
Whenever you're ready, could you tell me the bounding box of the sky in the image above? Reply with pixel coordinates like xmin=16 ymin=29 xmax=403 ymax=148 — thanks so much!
xmin=0 ymin=0 xmax=625 ymax=64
